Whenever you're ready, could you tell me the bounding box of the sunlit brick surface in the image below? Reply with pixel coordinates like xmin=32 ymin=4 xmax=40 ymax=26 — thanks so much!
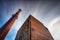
xmin=15 ymin=15 xmax=54 ymax=40
xmin=0 ymin=9 xmax=21 ymax=40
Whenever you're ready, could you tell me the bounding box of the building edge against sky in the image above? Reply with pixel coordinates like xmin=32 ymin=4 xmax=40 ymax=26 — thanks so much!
xmin=15 ymin=15 xmax=54 ymax=40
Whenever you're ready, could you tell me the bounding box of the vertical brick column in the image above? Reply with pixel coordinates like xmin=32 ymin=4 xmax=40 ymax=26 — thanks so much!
xmin=0 ymin=9 xmax=22 ymax=40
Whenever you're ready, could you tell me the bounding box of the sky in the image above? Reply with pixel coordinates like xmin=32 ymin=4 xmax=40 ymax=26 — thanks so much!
xmin=49 ymin=16 xmax=60 ymax=40
xmin=0 ymin=0 xmax=60 ymax=40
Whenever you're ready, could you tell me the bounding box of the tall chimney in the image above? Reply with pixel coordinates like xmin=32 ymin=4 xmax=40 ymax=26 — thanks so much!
xmin=0 ymin=9 xmax=22 ymax=40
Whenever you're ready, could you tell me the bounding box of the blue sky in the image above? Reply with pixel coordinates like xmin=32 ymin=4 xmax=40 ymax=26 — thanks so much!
xmin=0 ymin=0 xmax=60 ymax=40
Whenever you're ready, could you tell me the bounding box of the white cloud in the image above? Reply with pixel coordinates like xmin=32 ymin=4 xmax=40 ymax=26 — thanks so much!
xmin=48 ymin=17 xmax=60 ymax=40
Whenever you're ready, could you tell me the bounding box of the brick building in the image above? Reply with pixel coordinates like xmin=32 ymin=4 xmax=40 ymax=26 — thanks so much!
xmin=15 ymin=15 xmax=54 ymax=40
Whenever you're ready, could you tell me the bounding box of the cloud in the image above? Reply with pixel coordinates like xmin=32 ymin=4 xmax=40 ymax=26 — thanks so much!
xmin=0 ymin=1 xmax=60 ymax=40
xmin=49 ymin=16 xmax=60 ymax=27
xmin=48 ymin=17 xmax=60 ymax=40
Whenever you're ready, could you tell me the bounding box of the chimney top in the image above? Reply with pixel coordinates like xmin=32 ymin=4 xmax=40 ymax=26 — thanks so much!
xmin=19 ymin=9 xmax=22 ymax=12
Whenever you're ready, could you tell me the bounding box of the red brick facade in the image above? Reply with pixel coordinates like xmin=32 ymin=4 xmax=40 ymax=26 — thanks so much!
xmin=15 ymin=15 xmax=54 ymax=40
xmin=0 ymin=9 xmax=21 ymax=40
